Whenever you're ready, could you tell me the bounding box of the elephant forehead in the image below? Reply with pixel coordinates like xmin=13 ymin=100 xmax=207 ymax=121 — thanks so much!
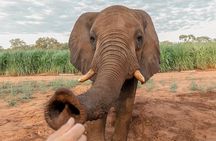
xmin=93 ymin=12 xmax=141 ymax=33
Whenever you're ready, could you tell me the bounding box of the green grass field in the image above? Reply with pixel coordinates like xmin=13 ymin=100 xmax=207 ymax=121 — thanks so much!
xmin=160 ymin=42 xmax=216 ymax=72
xmin=0 ymin=42 xmax=216 ymax=75
xmin=0 ymin=49 xmax=78 ymax=75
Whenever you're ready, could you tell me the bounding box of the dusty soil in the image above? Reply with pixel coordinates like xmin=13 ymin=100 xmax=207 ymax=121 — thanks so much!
xmin=0 ymin=71 xmax=216 ymax=141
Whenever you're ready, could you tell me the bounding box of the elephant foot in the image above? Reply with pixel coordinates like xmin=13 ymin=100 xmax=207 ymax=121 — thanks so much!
xmin=85 ymin=117 xmax=106 ymax=141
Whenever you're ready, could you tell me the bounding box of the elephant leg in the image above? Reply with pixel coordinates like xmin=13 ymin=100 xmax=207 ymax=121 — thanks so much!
xmin=85 ymin=116 xmax=107 ymax=141
xmin=112 ymin=78 xmax=138 ymax=141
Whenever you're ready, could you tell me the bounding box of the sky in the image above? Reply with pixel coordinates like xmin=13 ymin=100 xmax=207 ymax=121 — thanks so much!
xmin=0 ymin=0 xmax=216 ymax=48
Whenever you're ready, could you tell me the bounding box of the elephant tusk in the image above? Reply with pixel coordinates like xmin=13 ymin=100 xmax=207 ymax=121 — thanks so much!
xmin=78 ymin=69 xmax=95 ymax=82
xmin=134 ymin=70 xmax=145 ymax=84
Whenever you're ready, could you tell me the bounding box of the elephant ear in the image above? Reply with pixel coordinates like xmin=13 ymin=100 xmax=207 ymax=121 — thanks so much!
xmin=135 ymin=10 xmax=160 ymax=81
xmin=69 ymin=12 xmax=98 ymax=75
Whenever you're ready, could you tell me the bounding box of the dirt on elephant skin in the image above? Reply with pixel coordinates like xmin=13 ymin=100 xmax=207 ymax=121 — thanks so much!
xmin=0 ymin=71 xmax=216 ymax=141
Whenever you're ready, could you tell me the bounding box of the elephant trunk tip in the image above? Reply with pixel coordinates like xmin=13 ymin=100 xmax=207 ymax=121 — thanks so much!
xmin=44 ymin=88 xmax=87 ymax=130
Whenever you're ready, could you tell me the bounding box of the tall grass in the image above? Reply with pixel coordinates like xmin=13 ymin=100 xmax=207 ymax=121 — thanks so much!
xmin=0 ymin=42 xmax=216 ymax=75
xmin=160 ymin=42 xmax=216 ymax=72
xmin=0 ymin=49 xmax=77 ymax=75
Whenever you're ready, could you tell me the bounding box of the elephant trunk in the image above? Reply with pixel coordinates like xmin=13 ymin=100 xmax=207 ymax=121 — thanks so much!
xmin=45 ymin=43 xmax=129 ymax=130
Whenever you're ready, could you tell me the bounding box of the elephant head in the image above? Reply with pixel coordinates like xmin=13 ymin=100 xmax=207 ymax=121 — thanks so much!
xmin=45 ymin=5 xmax=160 ymax=130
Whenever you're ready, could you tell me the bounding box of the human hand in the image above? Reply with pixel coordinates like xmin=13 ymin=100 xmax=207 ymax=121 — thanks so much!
xmin=47 ymin=118 xmax=87 ymax=141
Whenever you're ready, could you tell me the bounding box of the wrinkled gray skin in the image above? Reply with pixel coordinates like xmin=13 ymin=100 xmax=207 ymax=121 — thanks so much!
xmin=46 ymin=5 xmax=160 ymax=141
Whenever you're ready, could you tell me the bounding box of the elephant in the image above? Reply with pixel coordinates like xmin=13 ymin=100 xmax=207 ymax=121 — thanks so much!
xmin=45 ymin=5 xmax=160 ymax=141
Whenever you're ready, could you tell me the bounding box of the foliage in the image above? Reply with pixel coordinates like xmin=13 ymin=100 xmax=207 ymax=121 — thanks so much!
xmin=179 ymin=34 xmax=195 ymax=42
xmin=60 ymin=42 xmax=69 ymax=49
xmin=160 ymin=42 xmax=216 ymax=72
xmin=189 ymin=80 xmax=200 ymax=91
xmin=35 ymin=37 xmax=62 ymax=49
xmin=0 ymin=42 xmax=216 ymax=75
xmin=0 ymin=79 xmax=79 ymax=106
xmin=9 ymin=38 xmax=28 ymax=49
xmin=0 ymin=48 xmax=77 ymax=75
xmin=179 ymin=34 xmax=214 ymax=42
xmin=196 ymin=36 xmax=211 ymax=42
xmin=170 ymin=81 xmax=178 ymax=93
xmin=145 ymin=79 xmax=155 ymax=92
xmin=7 ymin=37 xmax=67 ymax=50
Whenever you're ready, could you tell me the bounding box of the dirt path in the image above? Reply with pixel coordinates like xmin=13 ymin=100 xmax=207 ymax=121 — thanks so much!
xmin=0 ymin=71 xmax=216 ymax=141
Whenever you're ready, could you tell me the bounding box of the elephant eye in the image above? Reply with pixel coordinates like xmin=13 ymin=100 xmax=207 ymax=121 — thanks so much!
xmin=137 ymin=35 xmax=143 ymax=43
xmin=136 ymin=35 xmax=143 ymax=49
xmin=90 ymin=34 xmax=96 ymax=49
xmin=90 ymin=36 xmax=95 ymax=43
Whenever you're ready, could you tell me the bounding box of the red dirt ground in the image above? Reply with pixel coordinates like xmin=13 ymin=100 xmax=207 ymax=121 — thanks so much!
xmin=0 ymin=71 xmax=216 ymax=141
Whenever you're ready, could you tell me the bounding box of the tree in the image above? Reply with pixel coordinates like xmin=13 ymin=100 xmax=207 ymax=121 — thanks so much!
xmin=196 ymin=36 xmax=211 ymax=42
xmin=60 ymin=42 xmax=68 ymax=49
xmin=160 ymin=40 xmax=173 ymax=45
xmin=179 ymin=35 xmax=188 ymax=42
xmin=0 ymin=45 xmax=3 ymax=50
xmin=187 ymin=34 xmax=196 ymax=42
xmin=35 ymin=37 xmax=61 ymax=49
xmin=9 ymin=38 xmax=28 ymax=49
xmin=179 ymin=34 xmax=195 ymax=42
